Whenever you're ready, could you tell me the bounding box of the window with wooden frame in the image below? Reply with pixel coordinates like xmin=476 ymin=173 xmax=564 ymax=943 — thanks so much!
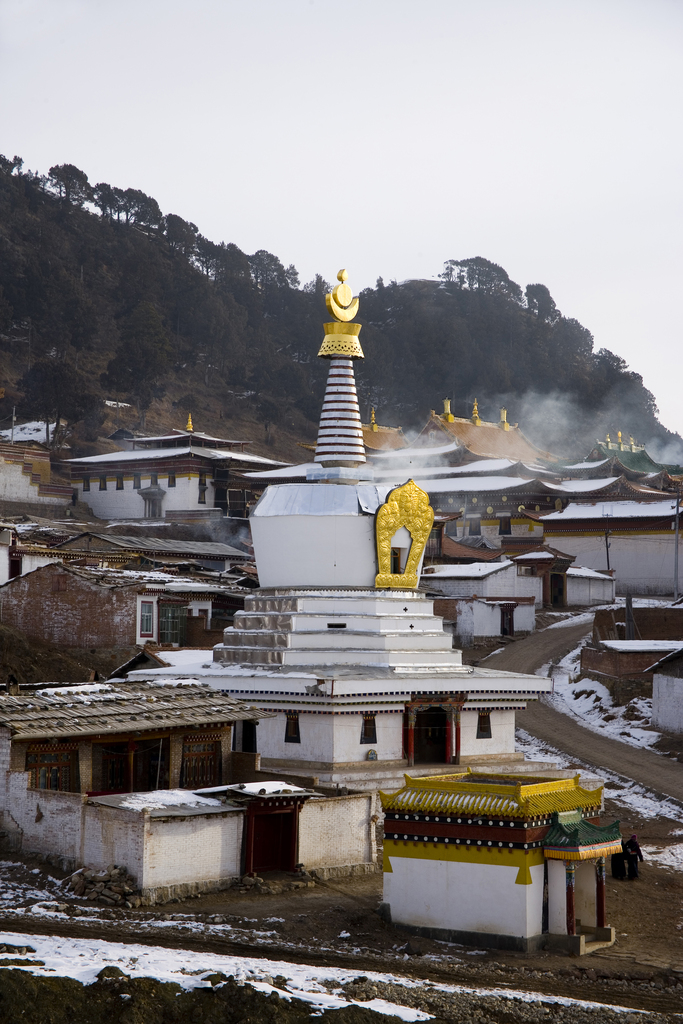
xmin=99 ymin=476 xmax=107 ymax=490
xmin=82 ymin=476 xmax=90 ymax=492
xmin=517 ymin=565 xmax=536 ymax=576
xmin=133 ymin=474 xmax=141 ymax=489
xmin=476 ymin=712 xmax=492 ymax=739
xmin=26 ymin=745 xmax=77 ymax=791
xmin=198 ymin=473 xmax=207 ymax=504
xmin=150 ymin=473 xmax=158 ymax=486
xmin=468 ymin=517 xmax=481 ymax=536
xmin=167 ymin=473 xmax=176 ymax=487
xmin=116 ymin=475 xmax=124 ymax=490
xmin=140 ymin=600 xmax=154 ymax=637
xmin=498 ymin=517 xmax=512 ymax=535
xmin=51 ymin=575 xmax=67 ymax=593
xmin=360 ymin=713 xmax=377 ymax=744
xmin=181 ymin=736 xmax=220 ymax=788
xmin=285 ymin=712 xmax=301 ymax=743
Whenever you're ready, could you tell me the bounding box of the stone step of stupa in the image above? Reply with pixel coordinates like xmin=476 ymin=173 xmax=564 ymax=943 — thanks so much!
xmin=222 ymin=628 xmax=454 ymax=652
xmin=245 ymin=592 xmax=432 ymax=616
xmin=233 ymin=611 xmax=444 ymax=634
xmin=213 ymin=645 xmax=464 ymax=667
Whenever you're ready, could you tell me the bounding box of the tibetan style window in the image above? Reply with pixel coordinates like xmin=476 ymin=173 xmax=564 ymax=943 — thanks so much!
xmin=158 ymin=604 xmax=187 ymax=645
xmin=82 ymin=476 xmax=90 ymax=492
xmin=150 ymin=473 xmax=158 ymax=486
xmin=116 ymin=475 xmax=124 ymax=490
xmin=360 ymin=713 xmax=377 ymax=744
xmin=468 ymin=517 xmax=481 ymax=536
xmin=476 ymin=712 xmax=492 ymax=739
xmin=26 ymin=745 xmax=77 ymax=791
xmin=133 ymin=474 xmax=141 ymax=489
xmin=99 ymin=476 xmax=107 ymax=491
xmin=285 ymin=712 xmax=301 ymax=743
xmin=140 ymin=600 xmax=154 ymax=637
xmin=425 ymin=528 xmax=442 ymax=558
xmin=198 ymin=473 xmax=207 ymax=504
xmin=51 ymin=575 xmax=67 ymax=593
xmin=181 ymin=736 xmax=220 ymax=788
xmin=498 ymin=516 xmax=511 ymax=536
xmin=517 ymin=565 xmax=536 ymax=576
xmin=168 ymin=473 xmax=176 ymax=487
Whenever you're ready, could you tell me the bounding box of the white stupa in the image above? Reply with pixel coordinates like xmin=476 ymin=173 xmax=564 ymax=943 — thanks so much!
xmin=131 ymin=271 xmax=551 ymax=789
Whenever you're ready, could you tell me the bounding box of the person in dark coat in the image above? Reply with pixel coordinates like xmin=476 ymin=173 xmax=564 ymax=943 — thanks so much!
xmin=611 ymin=841 xmax=627 ymax=879
xmin=625 ymin=834 xmax=644 ymax=879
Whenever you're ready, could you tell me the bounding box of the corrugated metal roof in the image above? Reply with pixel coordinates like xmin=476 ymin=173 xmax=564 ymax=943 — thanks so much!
xmin=59 ymin=533 xmax=249 ymax=558
xmin=0 ymin=681 xmax=270 ymax=740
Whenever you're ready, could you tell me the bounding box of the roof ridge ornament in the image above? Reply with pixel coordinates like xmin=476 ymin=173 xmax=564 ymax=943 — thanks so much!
xmin=186 ymin=413 xmax=194 ymax=433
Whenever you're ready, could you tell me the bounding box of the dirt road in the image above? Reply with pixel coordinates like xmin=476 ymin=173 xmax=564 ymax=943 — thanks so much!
xmin=483 ymin=620 xmax=683 ymax=804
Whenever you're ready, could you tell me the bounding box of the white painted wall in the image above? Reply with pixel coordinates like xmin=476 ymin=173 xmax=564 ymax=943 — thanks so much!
xmin=653 ymin=672 xmax=683 ymax=734
xmin=255 ymin=711 xmax=403 ymax=764
xmin=251 ymin=514 xmax=377 ymax=588
xmin=543 ymin=531 xmax=680 ymax=595
xmin=384 ymin=854 xmax=545 ymax=938
xmin=547 ymin=858 xmax=567 ymax=935
xmin=575 ymin=860 xmax=596 ymax=929
xmin=566 ymin=573 xmax=615 ymax=606
xmin=459 ymin=709 xmax=515 ymax=759
xmin=298 ymin=794 xmax=376 ymax=869
xmin=142 ymin=810 xmax=243 ymax=888
xmin=76 ymin=471 xmax=213 ymax=520
xmin=0 ymin=455 xmax=55 ymax=503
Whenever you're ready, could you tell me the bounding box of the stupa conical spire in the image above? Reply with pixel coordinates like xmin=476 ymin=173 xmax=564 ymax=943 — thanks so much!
xmin=314 ymin=270 xmax=366 ymax=466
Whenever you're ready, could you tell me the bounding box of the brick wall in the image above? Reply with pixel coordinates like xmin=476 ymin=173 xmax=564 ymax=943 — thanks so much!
xmin=298 ymin=793 xmax=376 ymax=870
xmin=0 ymin=563 xmax=138 ymax=647
xmin=593 ymin=608 xmax=683 ymax=643
xmin=186 ymin=615 xmax=224 ymax=647
xmin=142 ymin=809 xmax=244 ymax=890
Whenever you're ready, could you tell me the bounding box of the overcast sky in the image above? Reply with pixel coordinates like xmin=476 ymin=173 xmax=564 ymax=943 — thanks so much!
xmin=2 ymin=0 xmax=682 ymax=437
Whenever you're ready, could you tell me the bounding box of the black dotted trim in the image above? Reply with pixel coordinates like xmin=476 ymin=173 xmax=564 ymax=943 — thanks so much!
xmin=384 ymin=812 xmax=552 ymax=828
xmin=388 ymin=835 xmax=544 ymax=849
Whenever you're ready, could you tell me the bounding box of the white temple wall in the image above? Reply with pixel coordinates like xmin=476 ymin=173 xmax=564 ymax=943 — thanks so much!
xmin=565 ymin=573 xmax=615 ymax=606
xmin=76 ymin=473 xmax=212 ymax=520
xmin=384 ymin=855 xmax=544 ymax=938
xmin=542 ymin=532 xmax=678 ymax=595
xmin=459 ymin=709 xmax=515 ymax=758
xmin=256 ymin=711 xmax=403 ymax=764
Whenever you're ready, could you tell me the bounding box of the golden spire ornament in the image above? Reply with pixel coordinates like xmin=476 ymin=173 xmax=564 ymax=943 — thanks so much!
xmin=186 ymin=413 xmax=194 ymax=432
xmin=317 ymin=270 xmax=364 ymax=359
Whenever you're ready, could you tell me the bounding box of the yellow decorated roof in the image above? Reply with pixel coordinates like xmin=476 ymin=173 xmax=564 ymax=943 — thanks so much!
xmin=380 ymin=772 xmax=603 ymax=818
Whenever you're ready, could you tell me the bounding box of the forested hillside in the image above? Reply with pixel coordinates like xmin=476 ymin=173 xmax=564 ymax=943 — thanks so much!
xmin=0 ymin=155 xmax=679 ymax=461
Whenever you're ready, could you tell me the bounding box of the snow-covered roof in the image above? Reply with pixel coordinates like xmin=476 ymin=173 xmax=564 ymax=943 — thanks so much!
xmin=251 ymin=482 xmax=391 ymax=517
xmin=513 ymin=552 xmax=554 ymax=560
xmin=60 ymin=533 xmax=249 ymax=559
xmin=422 ymin=560 xmax=513 ymax=579
xmin=68 ymin=447 xmax=287 ymax=467
xmin=410 ymin=475 xmax=534 ymax=494
xmin=543 ymin=478 xmax=620 ymax=493
xmin=542 ymin=500 xmax=678 ymax=521
xmin=601 ymin=640 xmax=683 ymax=653
xmin=242 ymin=462 xmax=312 ymax=480
xmin=225 ymin=780 xmax=306 ymax=795
xmin=369 ymin=440 xmax=463 ymax=459
xmin=561 ymin=458 xmax=610 ymax=470
xmin=566 ymin=567 xmax=613 ymax=580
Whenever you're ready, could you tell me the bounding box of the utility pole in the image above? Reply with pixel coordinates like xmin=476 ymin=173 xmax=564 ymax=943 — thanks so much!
xmin=675 ymin=491 xmax=680 ymax=602
xmin=604 ymin=530 xmax=611 ymax=573
xmin=10 ymin=406 xmax=15 ymax=444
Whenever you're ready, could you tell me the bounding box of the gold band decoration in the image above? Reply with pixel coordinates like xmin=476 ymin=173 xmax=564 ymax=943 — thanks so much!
xmin=318 ymin=269 xmax=364 ymax=359
xmin=375 ymin=479 xmax=434 ymax=589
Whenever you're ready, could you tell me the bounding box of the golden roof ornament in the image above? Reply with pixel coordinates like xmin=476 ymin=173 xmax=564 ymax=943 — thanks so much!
xmin=186 ymin=413 xmax=194 ymax=432
xmin=318 ymin=269 xmax=364 ymax=359
xmin=471 ymin=398 xmax=481 ymax=426
xmin=370 ymin=407 xmax=378 ymax=432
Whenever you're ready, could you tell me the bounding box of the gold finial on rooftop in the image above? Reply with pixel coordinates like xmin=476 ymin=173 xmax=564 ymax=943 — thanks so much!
xmin=471 ymin=398 xmax=481 ymax=426
xmin=318 ymin=268 xmax=364 ymax=359
xmin=499 ymin=407 xmax=509 ymax=431
xmin=370 ymin=407 xmax=378 ymax=432
xmin=606 ymin=433 xmax=610 ymax=443
xmin=186 ymin=413 xmax=194 ymax=432
xmin=442 ymin=398 xmax=455 ymax=422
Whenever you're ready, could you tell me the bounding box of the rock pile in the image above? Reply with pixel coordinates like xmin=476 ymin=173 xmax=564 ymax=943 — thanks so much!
xmin=233 ymin=873 xmax=315 ymax=895
xmin=66 ymin=865 xmax=142 ymax=907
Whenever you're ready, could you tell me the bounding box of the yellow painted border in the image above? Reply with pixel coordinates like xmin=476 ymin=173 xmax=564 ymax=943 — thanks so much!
xmin=383 ymin=839 xmax=544 ymax=885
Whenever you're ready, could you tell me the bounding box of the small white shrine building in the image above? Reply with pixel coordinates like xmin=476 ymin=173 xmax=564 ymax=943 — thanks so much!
xmin=128 ymin=271 xmax=551 ymax=788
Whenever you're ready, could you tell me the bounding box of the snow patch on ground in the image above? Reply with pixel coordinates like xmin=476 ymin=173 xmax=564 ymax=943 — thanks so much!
xmin=516 ymin=729 xmax=683 ymax=824
xmin=0 ymin=931 xmax=654 ymax=1016
xmin=537 ymin=639 xmax=661 ymax=750
xmin=641 ymin=843 xmax=683 ymax=871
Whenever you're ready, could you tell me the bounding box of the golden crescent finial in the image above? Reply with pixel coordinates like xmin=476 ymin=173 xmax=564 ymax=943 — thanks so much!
xmin=326 ymin=269 xmax=359 ymax=322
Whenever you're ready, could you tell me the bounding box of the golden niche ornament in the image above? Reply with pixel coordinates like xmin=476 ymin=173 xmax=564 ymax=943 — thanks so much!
xmin=375 ymin=479 xmax=434 ymax=589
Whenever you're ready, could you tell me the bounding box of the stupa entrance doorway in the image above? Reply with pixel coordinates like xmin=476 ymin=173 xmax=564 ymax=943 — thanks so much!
xmin=413 ymin=707 xmax=447 ymax=764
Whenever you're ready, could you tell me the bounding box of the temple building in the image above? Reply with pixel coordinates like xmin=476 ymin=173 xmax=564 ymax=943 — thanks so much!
xmin=128 ymin=271 xmax=551 ymax=790
xmin=67 ymin=418 xmax=288 ymax=519
xmin=380 ymin=771 xmax=620 ymax=953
